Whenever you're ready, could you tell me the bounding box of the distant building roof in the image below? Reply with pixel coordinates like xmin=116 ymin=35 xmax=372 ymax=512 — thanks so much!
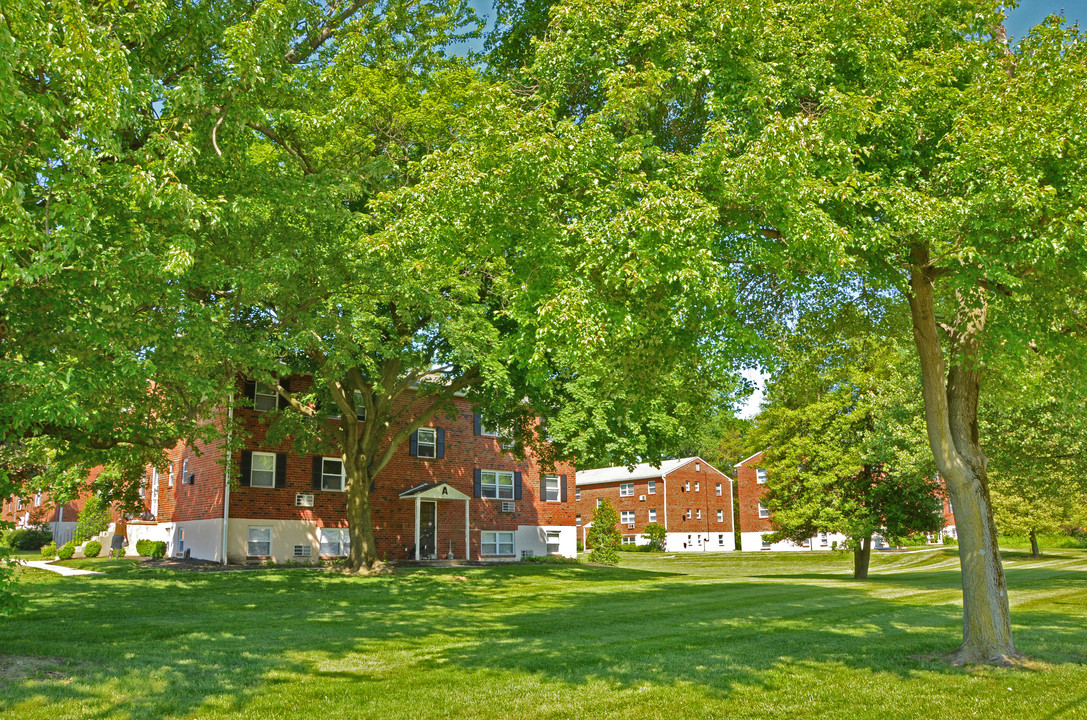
xmin=734 ymin=451 xmax=765 ymax=468
xmin=576 ymin=457 xmax=727 ymax=486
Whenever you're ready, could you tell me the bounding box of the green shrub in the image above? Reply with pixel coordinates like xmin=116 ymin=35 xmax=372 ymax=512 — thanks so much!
xmin=74 ymin=494 xmax=112 ymax=543
xmin=115 ymin=546 xmax=126 ymax=558
xmin=40 ymin=541 xmax=57 ymax=559
xmin=521 ymin=555 xmax=579 ymax=564
xmin=6 ymin=527 xmax=53 ymax=550
xmin=576 ymin=540 xmax=584 ymax=552
xmin=57 ymin=541 xmax=76 ymax=560
xmin=618 ymin=542 xmax=654 ymax=552
xmin=943 ymin=535 xmax=958 ymax=546
xmin=149 ymin=541 xmax=167 ymax=559
xmin=586 ymin=499 xmax=622 ymax=565
xmin=135 ymin=539 xmax=151 ymax=556
xmin=83 ymin=540 xmax=102 ymax=558
xmin=641 ymin=522 xmax=668 ymax=551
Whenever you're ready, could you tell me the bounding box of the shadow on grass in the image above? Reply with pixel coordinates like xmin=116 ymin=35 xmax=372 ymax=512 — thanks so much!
xmin=0 ymin=558 xmax=1084 ymax=717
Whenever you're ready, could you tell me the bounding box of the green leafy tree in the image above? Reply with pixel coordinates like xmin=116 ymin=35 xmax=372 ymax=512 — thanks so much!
xmin=641 ymin=522 xmax=667 ymax=551
xmin=586 ymin=498 xmax=621 ymax=565
xmin=756 ymin=304 xmax=943 ymax=578
xmin=982 ymin=357 xmax=1087 ymax=557
xmin=500 ymin=0 xmax=1087 ymax=663
xmin=74 ymin=495 xmax=112 ymax=544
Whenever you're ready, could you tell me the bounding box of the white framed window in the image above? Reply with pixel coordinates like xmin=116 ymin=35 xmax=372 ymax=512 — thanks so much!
xmin=546 ymin=531 xmax=560 ymax=555
xmin=695 ymin=482 xmax=700 ymax=492
xmin=756 ymin=468 xmax=767 ymax=484
xmin=322 ymin=458 xmax=345 ymax=492
xmin=543 ymin=475 xmax=561 ymax=502
xmin=820 ymin=531 xmax=828 ymax=547
xmin=596 ymin=498 xmax=602 ymax=508
xmin=576 ymin=514 xmax=581 ymax=526
xmin=761 ymin=537 xmax=771 ymax=549
xmin=717 ymin=509 xmax=724 ymax=522
xmin=251 ymin=452 xmax=276 ymax=488
xmin=168 ymin=466 xmax=174 ymax=487
xmin=254 ymin=382 xmax=278 ymax=411
xmin=619 ymin=482 xmax=634 ymax=497
xmin=758 ymin=503 xmax=770 ymax=519
xmin=686 ymin=508 xmax=692 ymax=519
xmin=34 ymin=492 xmax=41 ymax=506
xmin=621 ymin=536 xmax=636 ymax=545
xmin=320 ymin=528 xmax=350 ymax=557
xmin=416 ymin=428 xmax=437 ymax=458
xmin=718 ymin=534 xmax=726 ymax=546
xmin=479 ymin=421 xmax=500 ymax=438
xmin=248 ymin=526 xmax=272 ymax=557
xmin=696 ymin=509 xmax=702 ymax=519
xmin=181 ymin=458 xmax=189 ymax=485
xmin=716 ymin=483 xmax=722 ymax=496
xmin=481 ymin=470 xmax=515 ymax=500
xmin=684 ymin=481 xmax=690 ymax=491
xmin=481 ymin=530 xmax=514 ymax=556
xmin=647 ymin=480 xmax=656 ymax=494
xmin=576 ymin=488 xmax=581 ymax=501
xmin=621 ymin=510 xmax=635 ymax=524
xmin=328 ymin=390 xmax=366 ymax=420
xmin=648 ymin=509 xmax=657 ymax=523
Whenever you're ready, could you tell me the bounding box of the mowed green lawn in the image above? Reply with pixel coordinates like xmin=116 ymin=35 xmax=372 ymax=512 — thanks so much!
xmin=1 ymin=548 xmax=1085 ymax=720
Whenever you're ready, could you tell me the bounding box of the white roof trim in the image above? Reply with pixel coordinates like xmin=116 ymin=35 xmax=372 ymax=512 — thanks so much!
xmin=576 ymin=456 xmax=730 ymax=486
xmin=734 ymin=451 xmax=765 ymax=468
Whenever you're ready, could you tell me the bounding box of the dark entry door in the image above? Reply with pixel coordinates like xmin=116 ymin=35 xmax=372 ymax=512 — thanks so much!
xmin=420 ymin=501 xmax=437 ymax=559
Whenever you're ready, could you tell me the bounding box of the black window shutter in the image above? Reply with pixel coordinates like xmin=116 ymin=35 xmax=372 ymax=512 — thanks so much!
xmin=312 ymin=457 xmax=322 ymax=490
xmin=473 ymin=468 xmax=482 ymax=498
xmin=278 ymin=378 xmax=290 ymax=410
xmin=514 ymin=472 xmax=523 ymax=500
xmin=409 ymin=431 xmax=419 ymax=457
xmin=275 ymin=453 xmax=287 ymax=488
xmin=473 ymin=412 xmax=482 ymax=435
xmin=436 ymin=428 xmax=445 ymax=459
xmin=560 ymin=474 xmax=568 ymax=503
xmin=244 ymin=380 xmax=256 ymax=402
xmin=539 ymin=474 xmax=545 ymax=500
xmin=240 ymin=451 xmax=252 ymax=487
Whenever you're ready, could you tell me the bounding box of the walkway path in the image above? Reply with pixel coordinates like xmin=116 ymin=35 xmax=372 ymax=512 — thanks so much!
xmin=18 ymin=560 xmax=104 ymax=577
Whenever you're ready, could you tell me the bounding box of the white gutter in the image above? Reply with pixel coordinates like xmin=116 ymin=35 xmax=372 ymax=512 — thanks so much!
xmin=221 ymin=393 xmax=234 ymax=565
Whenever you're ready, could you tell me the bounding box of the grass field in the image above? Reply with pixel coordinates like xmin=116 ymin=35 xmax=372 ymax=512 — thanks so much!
xmin=1 ymin=548 xmax=1084 ymax=719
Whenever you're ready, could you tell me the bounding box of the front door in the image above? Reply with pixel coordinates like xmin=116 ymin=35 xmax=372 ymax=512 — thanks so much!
xmin=420 ymin=501 xmax=437 ymax=559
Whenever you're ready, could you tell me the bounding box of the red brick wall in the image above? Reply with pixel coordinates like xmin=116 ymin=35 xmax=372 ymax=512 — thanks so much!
xmin=168 ymin=378 xmax=575 ymax=560
xmin=576 ymin=459 xmax=733 ymax=539
xmin=735 ymin=452 xmax=773 ymax=533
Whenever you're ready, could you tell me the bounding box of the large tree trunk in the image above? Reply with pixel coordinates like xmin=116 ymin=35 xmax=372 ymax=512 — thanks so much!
xmin=853 ymin=535 xmax=871 ymax=580
xmin=908 ymin=254 xmax=1017 ymax=665
xmin=345 ymin=461 xmax=381 ymax=572
xmin=1029 ymin=529 xmax=1040 ymax=558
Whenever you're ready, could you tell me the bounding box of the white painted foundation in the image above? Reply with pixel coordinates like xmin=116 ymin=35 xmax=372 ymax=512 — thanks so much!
xmin=663 ymin=531 xmax=735 ymax=552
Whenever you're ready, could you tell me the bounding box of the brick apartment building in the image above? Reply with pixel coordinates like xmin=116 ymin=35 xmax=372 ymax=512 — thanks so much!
xmin=122 ymin=376 xmax=577 ymax=564
xmin=734 ymin=451 xmax=958 ymax=551
xmin=1 ymin=465 xmax=125 ymax=545
xmin=576 ymin=457 xmax=735 ymax=552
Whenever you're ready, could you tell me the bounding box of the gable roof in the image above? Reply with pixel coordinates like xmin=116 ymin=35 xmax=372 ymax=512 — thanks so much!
xmin=576 ymin=457 xmax=728 ymax=486
xmin=734 ymin=450 xmax=765 ymax=468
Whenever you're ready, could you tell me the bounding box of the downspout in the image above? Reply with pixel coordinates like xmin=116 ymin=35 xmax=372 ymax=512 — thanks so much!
xmin=221 ymin=393 xmax=234 ymax=565
xmin=662 ymin=474 xmax=669 ymax=552
xmin=728 ymin=474 xmax=735 ymax=551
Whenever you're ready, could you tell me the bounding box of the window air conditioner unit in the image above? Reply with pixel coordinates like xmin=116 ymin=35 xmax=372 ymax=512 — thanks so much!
xmin=295 ymin=493 xmax=314 ymax=507
xmin=639 ymin=495 xmax=646 ymax=501
xmin=293 ymin=545 xmax=312 ymax=558
xmin=501 ymin=502 xmax=516 ymax=513
xmin=627 ymin=523 xmax=635 ymax=529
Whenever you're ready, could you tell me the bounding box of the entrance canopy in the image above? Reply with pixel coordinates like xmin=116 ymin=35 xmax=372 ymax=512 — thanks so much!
xmin=398 ymin=482 xmax=471 ymax=502
xmin=398 ymin=482 xmax=470 ymax=560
